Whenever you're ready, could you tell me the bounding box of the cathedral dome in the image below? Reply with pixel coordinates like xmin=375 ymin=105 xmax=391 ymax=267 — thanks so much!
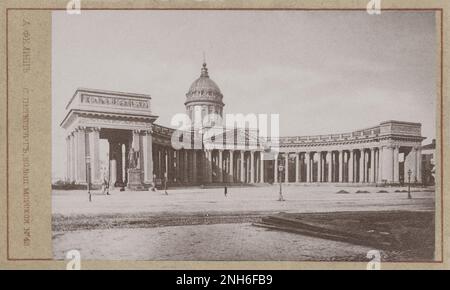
xmin=185 ymin=62 xmax=224 ymax=106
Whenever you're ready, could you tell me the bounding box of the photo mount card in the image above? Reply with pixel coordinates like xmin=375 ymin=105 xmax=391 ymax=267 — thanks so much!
xmin=0 ymin=0 xmax=449 ymax=270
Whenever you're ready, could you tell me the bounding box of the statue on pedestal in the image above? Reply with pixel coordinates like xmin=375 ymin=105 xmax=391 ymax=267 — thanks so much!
xmin=127 ymin=147 xmax=145 ymax=191
xmin=128 ymin=148 xmax=140 ymax=169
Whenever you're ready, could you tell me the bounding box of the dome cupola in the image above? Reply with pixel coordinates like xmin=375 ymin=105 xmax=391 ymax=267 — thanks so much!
xmin=185 ymin=62 xmax=225 ymax=127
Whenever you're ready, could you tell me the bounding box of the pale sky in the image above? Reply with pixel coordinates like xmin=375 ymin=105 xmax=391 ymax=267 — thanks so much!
xmin=52 ymin=10 xmax=437 ymax=179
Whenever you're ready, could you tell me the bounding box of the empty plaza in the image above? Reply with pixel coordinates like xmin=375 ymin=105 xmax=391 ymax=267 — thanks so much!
xmin=52 ymin=184 xmax=435 ymax=261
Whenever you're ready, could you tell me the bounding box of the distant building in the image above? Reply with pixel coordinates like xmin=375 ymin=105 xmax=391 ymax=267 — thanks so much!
xmin=421 ymin=139 xmax=436 ymax=185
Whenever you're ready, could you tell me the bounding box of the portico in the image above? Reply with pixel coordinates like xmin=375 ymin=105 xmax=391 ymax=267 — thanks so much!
xmin=61 ymin=88 xmax=157 ymax=189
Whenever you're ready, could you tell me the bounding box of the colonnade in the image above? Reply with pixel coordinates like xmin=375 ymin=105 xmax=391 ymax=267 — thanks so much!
xmin=274 ymin=146 xmax=422 ymax=184
xmin=66 ymin=128 xmax=423 ymax=186
xmin=152 ymin=148 xmax=267 ymax=185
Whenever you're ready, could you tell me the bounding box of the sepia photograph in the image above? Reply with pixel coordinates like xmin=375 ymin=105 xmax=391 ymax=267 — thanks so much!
xmin=50 ymin=9 xmax=438 ymax=263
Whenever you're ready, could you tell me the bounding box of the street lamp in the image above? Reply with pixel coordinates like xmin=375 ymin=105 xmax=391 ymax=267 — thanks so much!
xmin=278 ymin=164 xmax=285 ymax=201
xmin=407 ymin=169 xmax=412 ymax=199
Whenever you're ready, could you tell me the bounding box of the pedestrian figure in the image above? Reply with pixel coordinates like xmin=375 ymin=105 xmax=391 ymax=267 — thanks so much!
xmin=224 ymin=186 xmax=228 ymax=197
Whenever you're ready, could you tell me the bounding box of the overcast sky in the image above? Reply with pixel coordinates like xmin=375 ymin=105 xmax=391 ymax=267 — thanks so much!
xmin=52 ymin=10 xmax=437 ymax=179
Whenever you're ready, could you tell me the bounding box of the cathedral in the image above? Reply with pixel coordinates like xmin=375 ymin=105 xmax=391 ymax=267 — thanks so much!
xmin=60 ymin=62 xmax=425 ymax=189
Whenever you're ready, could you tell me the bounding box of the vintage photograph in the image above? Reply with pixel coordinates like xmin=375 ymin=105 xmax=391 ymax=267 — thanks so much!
xmin=51 ymin=10 xmax=437 ymax=262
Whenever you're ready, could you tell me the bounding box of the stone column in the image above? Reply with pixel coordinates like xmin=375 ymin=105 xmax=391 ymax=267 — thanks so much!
xmin=67 ymin=135 xmax=73 ymax=182
xmin=348 ymin=150 xmax=353 ymax=183
xmin=175 ymin=150 xmax=180 ymax=182
xmin=295 ymin=153 xmax=300 ymax=183
xmin=110 ymin=158 xmax=117 ymax=186
xmin=378 ymin=147 xmax=383 ymax=183
xmin=88 ymin=128 xmax=101 ymax=184
xmin=70 ymin=134 xmax=75 ymax=182
xmin=370 ymin=148 xmax=375 ymax=183
xmin=208 ymin=150 xmax=214 ymax=183
xmin=87 ymin=128 xmax=97 ymax=185
xmin=383 ymin=146 xmax=394 ymax=183
xmin=393 ymin=146 xmax=399 ymax=183
xmin=306 ymin=152 xmax=311 ymax=183
xmin=73 ymin=131 xmax=79 ymax=182
xmin=156 ymin=146 xmax=161 ymax=180
xmin=322 ymin=154 xmax=326 ymax=182
xmin=230 ymin=151 xmax=234 ymax=183
xmin=255 ymin=155 xmax=260 ymax=183
xmin=250 ymin=151 xmax=255 ymax=183
xmin=164 ymin=149 xmax=169 ymax=181
xmin=218 ymin=150 xmax=224 ymax=183
xmin=240 ymin=151 xmax=245 ymax=183
xmin=143 ymin=130 xmax=153 ymax=184
xmin=274 ymin=153 xmax=279 ymax=183
xmin=327 ymin=152 xmax=332 ymax=182
xmin=192 ymin=150 xmax=197 ymax=184
xmin=338 ymin=151 xmax=343 ymax=183
xmin=416 ymin=147 xmax=422 ymax=183
xmin=70 ymin=135 xmax=74 ymax=182
xmin=260 ymin=152 xmax=264 ymax=183
xmin=373 ymin=149 xmax=378 ymax=183
xmin=365 ymin=151 xmax=370 ymax=183
xmin=284 ymin=153 xmax=289 ymax=183
xmin=66 ymin=136 xmax=70 ymax=181
xmin=168 ymin=149 xmax=173 ymax=182
xmin=359 ymin=149 xmax=364 ymax=183
xmin=182 ymin=150 xmax=187 ymax=183
xmin=75 ymin=128 xmax=87 ymax=184
xmin=247 ymin=154 xmax=251 ymax=183
xmin=318 ymin=152 xmax=322 ymax=183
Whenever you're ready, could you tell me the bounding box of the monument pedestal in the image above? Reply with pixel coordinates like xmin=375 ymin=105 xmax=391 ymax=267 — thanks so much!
xmin=127 ymin=168 xmax=145 ymax=191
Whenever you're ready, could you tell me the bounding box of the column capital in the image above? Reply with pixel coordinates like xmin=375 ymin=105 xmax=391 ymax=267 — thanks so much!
xmin=75 ymin=126 xmax=87 ymax=132
xmin=85 ymin=126 xmax=100 ymax=133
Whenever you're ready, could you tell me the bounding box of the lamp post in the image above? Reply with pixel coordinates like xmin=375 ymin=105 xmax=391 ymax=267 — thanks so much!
xmin=86 ymin=156 xmax=91 ymax=202
xmin=407 ymin=169 xmax=412 ymax=199
xmin=278 ymin=164 xmax=285 ymax=201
